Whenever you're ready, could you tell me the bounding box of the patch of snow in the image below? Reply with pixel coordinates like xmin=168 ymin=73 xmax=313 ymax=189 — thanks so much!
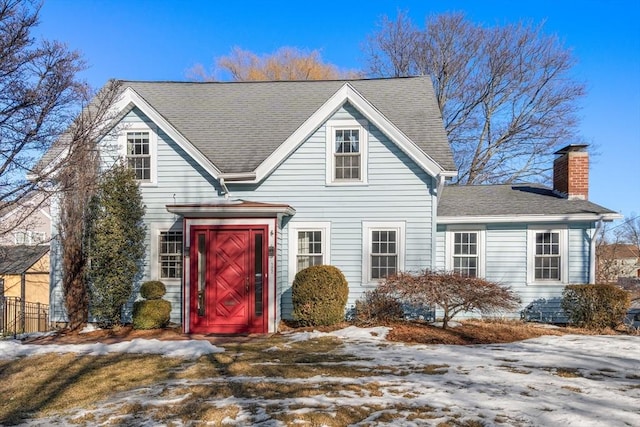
xmin=79 ymin=323 xmax=101 ymax=334
xmin=429 ymin=320 xmax=461 ymax=328
xmin=0 ymin=337 xmax=223 ymax=360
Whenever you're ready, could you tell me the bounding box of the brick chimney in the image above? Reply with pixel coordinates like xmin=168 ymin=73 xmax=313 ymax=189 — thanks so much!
xmin=553 ymin=144 xmax=589 ymax=200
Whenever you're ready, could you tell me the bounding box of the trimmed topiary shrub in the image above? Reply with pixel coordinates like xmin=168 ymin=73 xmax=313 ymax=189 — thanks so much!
xmin=561 ymin=284 xmax=630 ymax=330
xmin=140 ymin=280 xmax=167 ymax=300
xmin=132 ymin=299 xmax=171 ymax=329
xmin=354 ymin=288 xmax=404 ymax=325
xmin=292 ymin=265 xmax=349 ymax=327
xmin=133 ymin=280 xmax=172 ymax=329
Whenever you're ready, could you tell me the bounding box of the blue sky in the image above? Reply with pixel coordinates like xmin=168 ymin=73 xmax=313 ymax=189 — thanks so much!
xmin=36 ymin=0 xmax=639 ymax=220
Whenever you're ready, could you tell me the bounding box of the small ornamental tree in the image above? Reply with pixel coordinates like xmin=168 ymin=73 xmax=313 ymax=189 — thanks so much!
xmin=378 ymin=270 xmax=521 ymax=329
xmin=87 ymin=163 xmax=146 ymax=328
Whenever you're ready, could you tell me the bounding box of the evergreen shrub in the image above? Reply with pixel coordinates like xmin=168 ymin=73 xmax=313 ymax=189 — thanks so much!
xmin=561 ymin=284 xmax=630 ymax=330
xmin=140 ymin=280 xmax=167 ymax=300
xmin=132 ymin=299 xmax=171 ymax=329
xmin=292 ymin=265 xmax=348 ymax=326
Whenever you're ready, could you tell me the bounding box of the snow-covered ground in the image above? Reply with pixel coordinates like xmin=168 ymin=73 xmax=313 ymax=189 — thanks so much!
xmin=2 ymin=327 xmax=639 ymax=426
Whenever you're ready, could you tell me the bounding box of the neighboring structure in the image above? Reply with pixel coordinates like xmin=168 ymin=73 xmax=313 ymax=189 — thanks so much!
xmin=0 ymin=245 xmax=50 ymax=304
xmin=597 ymin=244 xmax=640 ymax=283
xmin=42 ymin=77 xmax=621 ymax=334
xmin=0 ymin=191 xmax=51 ymax=246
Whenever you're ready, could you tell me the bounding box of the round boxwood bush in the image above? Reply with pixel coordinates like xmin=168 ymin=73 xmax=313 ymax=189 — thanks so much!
xmin=132 ymin=299 xmax=171 ymax=329
xmin=292 ymin=265 xmax=349 ymax=326
xmin=140 ymin=280 xmax=166 ymax=300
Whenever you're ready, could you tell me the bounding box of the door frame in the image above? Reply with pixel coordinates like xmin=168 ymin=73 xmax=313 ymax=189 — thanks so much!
xmin=182 ymin=218 xmax=277 ymax=334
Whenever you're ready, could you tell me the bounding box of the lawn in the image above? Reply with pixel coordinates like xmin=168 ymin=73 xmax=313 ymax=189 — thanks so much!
xmin=1 ymin=321 xmax=638 ymax=426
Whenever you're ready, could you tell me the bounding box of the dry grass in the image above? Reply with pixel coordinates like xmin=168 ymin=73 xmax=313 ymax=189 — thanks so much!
xmin=1 ymin=319 xmax=618 ymax=425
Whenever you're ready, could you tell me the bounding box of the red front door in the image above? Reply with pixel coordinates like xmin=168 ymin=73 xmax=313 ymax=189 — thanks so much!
xmin=189 ymin=225 xmax=267 ymax=334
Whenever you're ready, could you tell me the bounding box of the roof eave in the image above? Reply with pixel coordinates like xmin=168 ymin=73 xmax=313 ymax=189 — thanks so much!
xmin=437 ymin=212 xmax=623 ymax=224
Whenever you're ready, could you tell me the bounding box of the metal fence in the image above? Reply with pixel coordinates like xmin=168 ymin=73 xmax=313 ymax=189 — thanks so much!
xmin=0 ymin=296 xmax=50 ymax=337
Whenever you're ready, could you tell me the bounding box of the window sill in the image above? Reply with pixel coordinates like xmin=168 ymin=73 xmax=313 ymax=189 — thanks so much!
xmin=325 ymin=181 xmax=368 ymax=187
xmin=527 ymin=280 xmax=566 ymax=286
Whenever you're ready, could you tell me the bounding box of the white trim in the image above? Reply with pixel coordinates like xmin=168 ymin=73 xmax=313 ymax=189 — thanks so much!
xmin=527 ymin=225 xmax=569 ymax=285
xmin=445 ymin=225 xmax=486 ymax=277
xmin=114 ymin=88 xmax=222 ymax=179
xmin=253 ymin=83 xmax=451 ymax=183
xmin=149 ymin=221 xmax=183 ymax=283
xmin=118 ymin=124 xmax=158 ymax=186
xmin=362 ymin=221 xmax=406 ymax=286
xmin=288 ymin=222 xmax=332 ymax=282
xmin=438 ymin=213 xmax=622 ymax=224
xmin=325 ymin=119 xmax=368 ymax=185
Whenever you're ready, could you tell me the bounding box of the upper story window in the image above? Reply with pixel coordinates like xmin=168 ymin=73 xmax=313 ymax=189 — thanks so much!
xmin=363 ymin=221 xmax=405 ymax=284
xmin=126 ymin=131 xmax=151 ymax=181
xmin=159 ymin=230 xmax=183 ymax=279
xmin=14 ymin=230 xmax=47 ymax=245
xmin=326 ymin=119 xmax=368 ymax=185
xmin=335 ymin=129 xmax=360 ymax=180
xmin=446 ymin=227 xmax=485 ymax=278
xmin=527 ymin=226 xmax=568 ymax=284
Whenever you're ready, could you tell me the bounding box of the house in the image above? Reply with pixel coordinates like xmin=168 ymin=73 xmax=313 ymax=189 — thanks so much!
xmin=0 ymin=245 xmax=50 ymax=304
xmin=43 ymin=77 xmax=621 ymax=334
xmin=597 ymin=244 xmax=640 ymax=283
xmin=0 ymin=191 xmax=51 ymax=246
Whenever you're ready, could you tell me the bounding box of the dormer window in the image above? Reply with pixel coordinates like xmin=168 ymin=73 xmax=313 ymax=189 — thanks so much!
xmin=326 ymin=119 xmax=368 ymax=185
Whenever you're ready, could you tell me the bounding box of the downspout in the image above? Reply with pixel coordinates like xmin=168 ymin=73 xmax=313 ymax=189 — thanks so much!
xmin=219 ymin=177 xmax=230 ymax=199
xmin=436 ymin=174 xmax=446 ymax=206
xmin=589 ymin=218 xmax=604 ymax=284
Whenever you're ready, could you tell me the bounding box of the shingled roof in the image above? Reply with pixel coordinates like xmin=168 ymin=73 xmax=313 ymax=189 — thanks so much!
xmin=438 ymin=184 xmax=619 ymax=220
xmin=121 ymin=77 xmax=455 ymax=174
xmin=0 ymin=245 xmax=49 ymax=275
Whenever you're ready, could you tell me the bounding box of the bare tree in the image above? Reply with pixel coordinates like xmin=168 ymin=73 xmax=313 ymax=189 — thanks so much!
xmin=55 ymin=80 xmax=122 ymax=330
xmin=364 ymin=11 xmax=586 ymax=184
xmin=378 ymin=270 xmax=520 ymax=329
xmin=188 ymin=46 xmax=360 ymax=81
xmin=0 ymin=0 xmax=88 ymax=238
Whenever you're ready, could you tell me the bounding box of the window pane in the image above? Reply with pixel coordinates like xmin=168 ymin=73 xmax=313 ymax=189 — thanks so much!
xmin=296 ymin=230 xmax=323 ymax=272
xmin=254 ymin=233 xmax=263 ymax=316
xmin=370 ymin=229 xmax=398 ymax=279
xmin=126 ymin=131 xmax=151 ymax=181
xmin=159 ymin=231 xmax=183 ymax=279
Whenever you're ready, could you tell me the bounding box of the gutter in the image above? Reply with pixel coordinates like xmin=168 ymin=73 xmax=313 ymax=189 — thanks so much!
xmin=218 ymin=172 xmax=258 ymax=199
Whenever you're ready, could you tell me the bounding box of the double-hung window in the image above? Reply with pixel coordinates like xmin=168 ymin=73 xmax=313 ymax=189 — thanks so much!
xmin=335 ymin=129 xmax=360 ymax=180
xmin=363 ymin=221 xmax=405 ymax=283
xmin=289 ymin=222 xmax=331 ymax=276
xmin=296 ymin=230 xmax=323 ymax=271
xmin=534 ymin=231 xmax=560 ymax=280
xmin=126 ymin=131 xmax=151 ymax=181
xmin=13 ymin=230 xmax=47 ymax=245
xmin=159 ymin=231 xmax=183 ymax=279
xmin=453 ymin=232 xmax=478 ymax=277
xmin=446 ymin=228 xmax=484 ymax=278
xmin=527 ymin=226 xmax=568 ymax=283
xmin=326 ymin=120 xmax=368 ymax=185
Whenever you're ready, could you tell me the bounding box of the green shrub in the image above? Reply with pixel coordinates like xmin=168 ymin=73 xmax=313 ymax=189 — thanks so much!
xmin=132 ymin=299 xmax=172 ymax=329
xmin=292 ymin=265 xmax=349 ymax=327
xmin=354 ymin=288 xmax=404 ymax=325
xmin=140 ymin=280 xmax=167 ymax=300
xmin=561 ymin=284 xmax=630 ymax=330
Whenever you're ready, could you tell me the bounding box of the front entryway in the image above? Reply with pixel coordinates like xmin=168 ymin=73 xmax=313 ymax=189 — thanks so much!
xmin=189 ymin=225 xmax=267 ymax=334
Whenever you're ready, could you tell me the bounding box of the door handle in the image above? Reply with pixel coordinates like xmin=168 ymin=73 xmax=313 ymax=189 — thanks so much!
xmin=245 ymin=277 xmax=249 ymax=293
